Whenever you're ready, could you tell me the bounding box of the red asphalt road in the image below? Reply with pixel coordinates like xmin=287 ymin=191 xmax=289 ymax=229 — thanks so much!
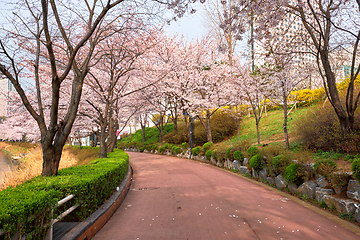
xmin=93 ymin=152 xmax=360 ymax=240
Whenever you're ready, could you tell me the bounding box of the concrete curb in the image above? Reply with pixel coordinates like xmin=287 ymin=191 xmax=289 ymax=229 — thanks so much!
xmin=61 ymin=165 xmax=133 ymax=240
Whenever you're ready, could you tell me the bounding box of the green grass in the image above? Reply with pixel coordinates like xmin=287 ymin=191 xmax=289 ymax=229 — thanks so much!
xmin=119 ymin=124 xmax=174 ymax=145
xmin=230 ymin=106 xmax=310 ymax=145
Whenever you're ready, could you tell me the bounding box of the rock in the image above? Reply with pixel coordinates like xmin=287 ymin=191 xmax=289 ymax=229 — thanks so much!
xmin=217 ymin=161 xmax=224 ymax=168
xmin=315 ymin=175 xmax=330 ymax=188
xmin=239 ymin=166 xmax=250 ymax=175
xmin=243 ymin=158 xmax=248 ymax=166
xmin=275 ymin=174 xmax=288 ymax=189
xmin=323 ymin=195 xmax=358 ymax=214
xmin=288 ymin=182 xmax=298 ymax=194
xmin=354 ymin=207 xmax=360 ymax=222
xmin=233 ymin=160 xmax=241 ymax=171
xmin=330 ymin=172 xmax=351 ymax=194
xmin=252 ymin=169 xmax=259 ymax=178
xmin=347 ymin=179 xmax=360 ymax=201
xmin=210 ymin=157 xmax=216 ymax=165
xmin=259 ymin=168 xmax=268 ymax=182
xmin=298 ymin=181 xmax=317 ymax=199
xmin=267 ymin=177 xmax=275 ymax=185
xmin=315 ymin=187 xmax=334 ymax=203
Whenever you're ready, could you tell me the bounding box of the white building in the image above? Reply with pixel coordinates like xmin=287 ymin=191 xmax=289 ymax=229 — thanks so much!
xmin=0 ymin=75 xmax=14 ymax=116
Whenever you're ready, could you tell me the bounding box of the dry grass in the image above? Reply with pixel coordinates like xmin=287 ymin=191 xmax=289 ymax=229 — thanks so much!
xmin=0 ymin=143 xmax=100 ymax=190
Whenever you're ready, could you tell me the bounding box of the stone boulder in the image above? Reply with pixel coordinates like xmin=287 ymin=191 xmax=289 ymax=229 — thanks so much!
xmin=243 ymin=158 xmax=248 ymax=166
xmin=315 ymin=187 xmax=334 ymax=203
xmin=354 ymin=207 xmax=360 ymax=223
xmin=275 ymin=174 xmax=288 ymax=189
xmin=233 ymin=160 xmax=241 ymax=171
xmin=259 ymin=168 xmax=268 ymax=182
xmin=252 ymin=169 xmax=259 ymax=178
xmin=347 ymin=179 xmax=360 ymax=201
xmin=239 ymin=166 xmax=250 ymax=175
xmin=315 ymin=175 xmax=330 ymax=188
xmin=323 ymin=195 xmax=358 ymax=214
xmin=330 ymin=172 xmax=351 ymax=194
xmin=288 ymin=182 xmax=298 ymax=194
xmin=267 ymin=177 xmax=275 ymax=185
xmin=298 ymin=181 xmax=317 ymax=199
xmin=216 ymin=160 xmax=224 ymax=168
xmin=210 ymin=157 xmax=216 ymax=165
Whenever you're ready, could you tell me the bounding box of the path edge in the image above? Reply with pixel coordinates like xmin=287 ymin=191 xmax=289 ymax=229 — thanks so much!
xmin=61 ymin=164 xmax=133 ymax=240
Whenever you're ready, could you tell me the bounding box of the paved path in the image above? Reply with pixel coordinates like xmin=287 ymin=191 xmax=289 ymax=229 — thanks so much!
xmin=93 ymin=152 xmax=360 ymax=240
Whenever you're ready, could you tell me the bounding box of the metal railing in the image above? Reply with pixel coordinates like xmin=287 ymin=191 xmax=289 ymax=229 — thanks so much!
xmin=0 ymin=194 xmax=79 ymax=240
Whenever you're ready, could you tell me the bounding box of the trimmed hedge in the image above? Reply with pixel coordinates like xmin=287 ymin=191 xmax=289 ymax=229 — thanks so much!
xmin=352 ymin=158 xmax=360 ymax=182
xmin=191 ymin=146 xmax=201 ymax=156
xmin=205 ymin=150 xmax=212 ymax=160
xmin=0 ymin=149 xmax=129 ymax=239
xmin=249 ymin=154 xmax=263 ymax=173
xmin=233 ymin=151 xmax=244 ymax=164
xmin=203 ymin=142 xmax=213 ymax=152
xmin=284 ymin=163 xmax=305 ymax=186
xmin=246 ymin=146 xmax=259 ymax=159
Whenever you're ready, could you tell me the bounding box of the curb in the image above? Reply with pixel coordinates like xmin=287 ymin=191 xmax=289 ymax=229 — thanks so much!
xmin=61 ymin=165 xmax=133 ymax=240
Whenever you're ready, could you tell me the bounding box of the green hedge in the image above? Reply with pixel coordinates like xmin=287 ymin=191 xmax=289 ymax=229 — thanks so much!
xmin=0 ymin=149 xmax=129 ymax=239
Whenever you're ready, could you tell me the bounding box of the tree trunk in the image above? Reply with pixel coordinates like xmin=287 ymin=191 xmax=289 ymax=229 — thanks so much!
xmin=99 ymin=123 xmax=108 ymax=158
xmin=184 ymin=115 xmax=191 ymax=142
xmin=283 ymin=101 xmax=290 ymax=149
xmin=107 ymin=120 xmax=117 ymax=153
xmin=205 ymin=111 xmax=212 ymax=143
xmin=141 ymin=124 xmax=146 ymax=143
xmin=41 ymin=145 xmax=62 ymax=176
xmin=256 ymin=120 xmax=260 ymax=145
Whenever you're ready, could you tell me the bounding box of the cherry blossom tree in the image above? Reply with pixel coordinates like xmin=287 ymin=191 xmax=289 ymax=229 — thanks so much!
xmin=0 ymin=0 xmax=202 ymax=176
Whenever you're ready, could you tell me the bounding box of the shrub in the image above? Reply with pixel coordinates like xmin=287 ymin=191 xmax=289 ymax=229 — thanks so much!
xmin=246 ymin=146 xmax=259 ymax=158
xmin=205 ymin=150 xmax=212 ymax=160
xmin=191 ymin=146 xmax=201 ymax=156
xmin=233 ymin=151 xmax=244 ymax=164
xmin=80 ymin=146 xmax=92 ymax=149
xmin=182 ymin=142 xmax=188 ymax=150
xmin=0 ymin=150 xmax=129 ymax=238
xmin=203 ymin=142 xmax=213 ymax=152
xmin=159 ymin=146 xmax=166 ymax=154
xmin=213 ymin=144 xmax=228 ymax=162
xmin=174 ymin=147 xmax=182 ymax=154
xmin=163 ymin=111 xmax=237 ymax=145
xmin=249 ymin=155 xmax=264 ymax=173
xmin=272 ymin=154 xmax=291 ymax=175
xmin=164 ymin=143 xmax=171 ymax=149
xmin=139 ymin=147 xmax=145 ymax=152
xmin=295 ymin=102 xmax=360 ymax=154
xmin=172 ymin=145 xmax=177 ymax=154
xmin=351 ymin=158 xmax=360 ymax=182
xmin=146 ymin=145 xmax=152 ymax=151
xmin=211 ymin=150 xmax=216 ymax=159
xmin=314 ymin=159 xmax=338 ymax=181
xmin=284 ymin=163 xmax=305 ymax=186
xmin=151 ymin=145 xmax=158 ymax=152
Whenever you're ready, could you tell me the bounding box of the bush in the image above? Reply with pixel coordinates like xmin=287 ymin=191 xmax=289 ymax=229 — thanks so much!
xmin=233 ymin=151 xmax=244 ymax=163
xmin=213 ymin=144 xmax=228 ymax=162
xmin=191 ymin=146 xmax=201 ymax=156
xmin=174 ymin=147 xmax=181 ymax=154
xmin=139 ymin=147 xmax=145 ymax=152
xmin=0 ymin=150 xmax=129 ymax=238
xmin=151 ymin=145 xmax=158 ymax=152
xmin=272 ymin=154 xmax=291 ymax=175
xmin=205 ymin=150 xmax=212 ymax=160
xmin=182 ymin=142 xmax=188 ymax=150
xmin=249 ymin=155 xmax=264 ymax=173
xmin=163 ymin=111 xmax=237 ymax=145
xmin=211 ymin=150 xmax=216 ymax=159
xmin=119 ymin=124 xmax=174 ymax=145
xmin=284 ymin=163 xmax=305 ymax=186
xmin=203 ymin=142 xmax=213 ymax=152
xmin=159 ymin=146 xmax=166 ymax=154
xmin=351 ymin=158 xmax=360 ymax=182
xmin=295 ymin=102 xmax=360 ymax=154
xmin=246 ymin=146 xmax=259 ymax=158
xmin=314 ymin=159 xmax=338 ymax=181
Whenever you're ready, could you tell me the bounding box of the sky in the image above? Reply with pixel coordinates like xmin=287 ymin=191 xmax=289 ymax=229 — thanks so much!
xmin=164 ymin=5 xmax=208 ymax=41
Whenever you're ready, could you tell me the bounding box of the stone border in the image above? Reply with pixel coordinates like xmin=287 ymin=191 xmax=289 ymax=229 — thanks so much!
xmin=61 ymin=165 xmax=133 ymax=240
